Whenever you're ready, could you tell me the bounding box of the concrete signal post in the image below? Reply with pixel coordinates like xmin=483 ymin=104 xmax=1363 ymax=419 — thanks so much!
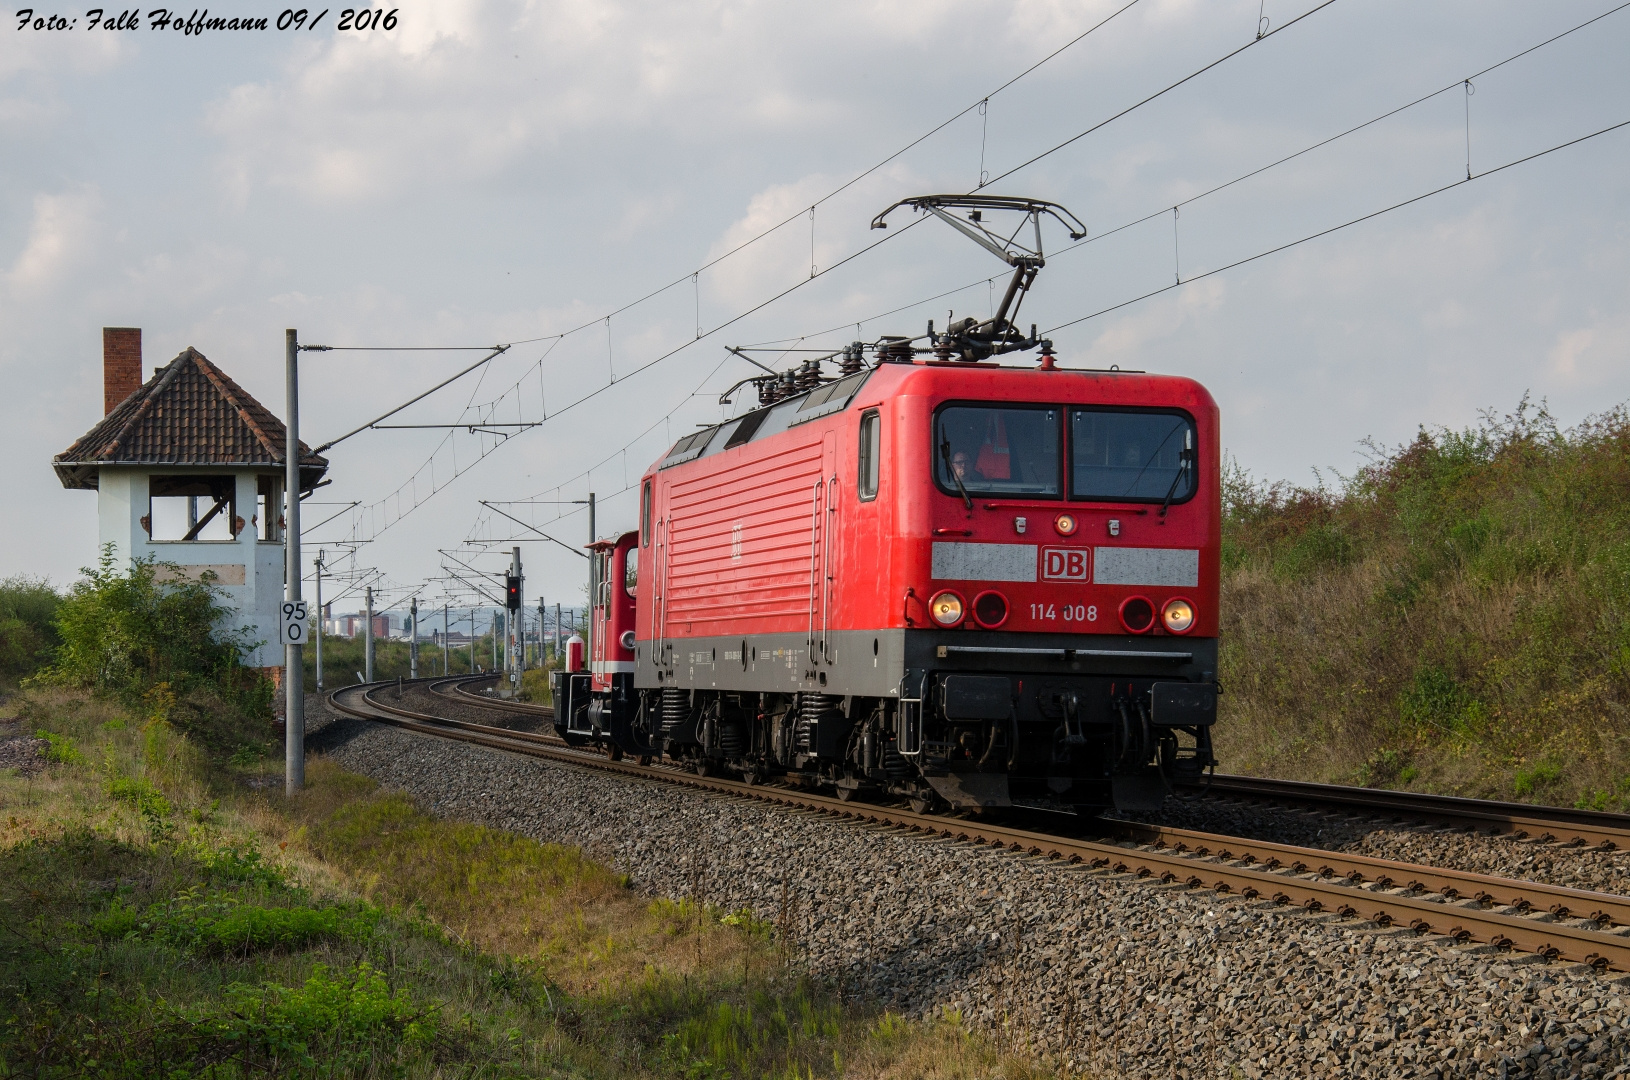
xmin=364 ymin=585 xmax=375 ymax=682
xmin=284 ymin=329 xmax=305 ymax=796
xmin=505 ymin=546 xmax=523 ymax=694
xmin=314 ymin=550 xmax=325 ymax=691
xmin=409 ymin=596 xmax=419 ymax=679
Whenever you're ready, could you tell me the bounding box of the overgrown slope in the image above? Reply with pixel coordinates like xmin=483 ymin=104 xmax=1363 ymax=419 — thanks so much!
xmin=1216 ymin=398 xmax=1630 ymax=808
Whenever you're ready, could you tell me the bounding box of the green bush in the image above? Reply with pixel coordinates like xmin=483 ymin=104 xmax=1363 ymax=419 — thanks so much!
xmin=0 ymin=575 xmax=60 ymax=685
xmin=45 ymin=546 xmax=251 ymax=696
xmin=36 ymin=547 xmax=274 ymax=738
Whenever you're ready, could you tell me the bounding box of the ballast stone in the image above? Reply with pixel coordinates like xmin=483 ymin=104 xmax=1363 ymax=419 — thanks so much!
xmin=306 ymin=695 xmax=1630 ymax=1078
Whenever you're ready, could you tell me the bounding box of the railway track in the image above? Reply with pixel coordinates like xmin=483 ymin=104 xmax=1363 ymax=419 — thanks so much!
xmin=1183 ymin=773 xmax=1630 ymax=850
xmin=329 ymin=677 xmax=1630 ymax=972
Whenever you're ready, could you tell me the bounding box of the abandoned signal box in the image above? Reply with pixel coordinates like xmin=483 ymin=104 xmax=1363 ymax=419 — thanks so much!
xmin=51 ymin=327 xmax=330 ymax=689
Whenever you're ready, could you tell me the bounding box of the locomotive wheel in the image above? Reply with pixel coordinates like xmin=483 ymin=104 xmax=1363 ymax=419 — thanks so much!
xmin=606 ymin=744 xmax=624 ymax=762
xmin=741 ymin=771 xmax=759 ymax=786
xmin=695 ymin=760 xmax=713 ymax=777
xmin=836 ymin=786 xmax=856 ymax=802
xmin=637 ymin=755 xmax=653 ymax=766
xmin=909 ymin=796 xmax=934 ymax=815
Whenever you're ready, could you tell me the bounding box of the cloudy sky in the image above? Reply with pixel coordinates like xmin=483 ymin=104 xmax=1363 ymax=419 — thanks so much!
xmin=4 ymin=0 xmax=1627 ymax=619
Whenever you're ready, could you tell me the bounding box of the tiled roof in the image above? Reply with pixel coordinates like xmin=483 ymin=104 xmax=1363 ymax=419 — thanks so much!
xmin=54 ymin=347 xmax=328 ymax=490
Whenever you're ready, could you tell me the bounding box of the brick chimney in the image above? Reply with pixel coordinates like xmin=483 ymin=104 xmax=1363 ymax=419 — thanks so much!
xmin=102 ymin=327 xmax=142 ymax=415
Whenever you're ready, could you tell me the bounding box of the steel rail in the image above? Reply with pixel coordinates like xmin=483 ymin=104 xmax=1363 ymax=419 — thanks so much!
xmin=1190 ymin=774 xmax=1630 ymax=849
xmin=1096 ymin=819 xmax=1630 ymax=928
xmin=437 ymin=674 xmax=558 ymax=719
xmin=328 ymin=680 xmax=1630 ymax=972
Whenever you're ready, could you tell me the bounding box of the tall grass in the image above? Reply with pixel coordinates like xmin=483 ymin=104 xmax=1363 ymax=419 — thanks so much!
xmin=1217 ymin=397 xmax=1630 ymax=807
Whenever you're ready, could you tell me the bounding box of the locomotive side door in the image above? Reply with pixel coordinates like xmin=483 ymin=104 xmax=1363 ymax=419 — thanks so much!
xmin=820 ymin=431 xmax=838 ymax=664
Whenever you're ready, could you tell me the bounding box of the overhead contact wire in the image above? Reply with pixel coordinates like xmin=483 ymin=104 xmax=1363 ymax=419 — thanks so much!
xmin=496 ymin=0 xmax=1146 ymax=350
xmin=1042 ymin=117 xmax=1630 ymax=337
xmin=980 ymin=0 xmax=1341 ymax=189
xmin=752 ymin=1 xmax=1630 ymax=351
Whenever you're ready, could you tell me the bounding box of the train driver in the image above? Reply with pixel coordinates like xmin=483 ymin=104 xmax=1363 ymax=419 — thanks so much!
xmin=949 ymin=450 xmax=988 ymax=484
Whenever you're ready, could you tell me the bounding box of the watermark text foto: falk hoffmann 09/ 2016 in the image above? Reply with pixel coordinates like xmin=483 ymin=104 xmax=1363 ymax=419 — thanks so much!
xmin=14 ymin=8 xmax=400 ymax=34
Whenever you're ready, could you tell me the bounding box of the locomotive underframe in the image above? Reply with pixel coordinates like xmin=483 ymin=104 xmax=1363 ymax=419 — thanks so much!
xmin=554 ymin=629 xmax=1218 ymax=813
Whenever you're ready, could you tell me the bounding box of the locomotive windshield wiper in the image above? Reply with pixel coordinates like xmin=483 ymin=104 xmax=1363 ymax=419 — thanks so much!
xmin=1160 ymin=426 xmax=1199 ymax=521
xmin=940 ymin=439 xmax=974 ymax=512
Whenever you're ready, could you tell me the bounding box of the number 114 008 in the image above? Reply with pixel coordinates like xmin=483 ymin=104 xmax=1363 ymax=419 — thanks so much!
xmin=1029 ymin=603 xmax=1096 ymax=622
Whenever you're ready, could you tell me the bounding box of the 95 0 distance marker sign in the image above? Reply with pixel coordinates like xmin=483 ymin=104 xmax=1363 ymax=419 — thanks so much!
xmin=280 ymin=601 xmax=310 ymax=647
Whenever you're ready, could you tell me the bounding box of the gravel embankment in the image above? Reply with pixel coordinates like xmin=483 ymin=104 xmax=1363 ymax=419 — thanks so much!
xmin=0 ymin=725 xmax=46 ymax=776
xmin=376 ymin=682 xmax=1630 ymax=899
xmin=1124 ymin=797 xmax=1630 ymax=898
xmin=305 ymin=699 xmax=1630 ymax=1079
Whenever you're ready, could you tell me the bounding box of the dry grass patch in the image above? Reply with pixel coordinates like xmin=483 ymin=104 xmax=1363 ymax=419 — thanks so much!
xmin=241 ymin=755 xmax=1095 ymax=1078
xmin=2 ymin=691 xmax=1100 ymax=1077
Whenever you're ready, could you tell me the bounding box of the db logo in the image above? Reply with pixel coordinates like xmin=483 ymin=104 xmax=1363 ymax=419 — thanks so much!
xmin=1041 ymin=547 xmax=1090 ymax=582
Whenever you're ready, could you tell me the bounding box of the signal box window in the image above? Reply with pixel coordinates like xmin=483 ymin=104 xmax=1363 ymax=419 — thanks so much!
xmin=857 ymin=410 xmax=881 ymax=501
xmin=640 ymin=480 xmax=652 ymax=546
xmin=1070 ymin=409 xmax=1196 ymax=502
xmin=934 ymin=405 xmax=1060 ymax=497
xmin=256 ymin=476 xmax=283 ymax=541
xmin=147 ymin=475 xmax=236 ymax=541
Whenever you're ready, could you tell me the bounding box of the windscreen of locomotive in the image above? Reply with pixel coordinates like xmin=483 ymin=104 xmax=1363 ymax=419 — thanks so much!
xmin=935 ymin=406 xmax=1060 ymax=495
xmin=1069 ymin=410 xmax=1195 ymax=501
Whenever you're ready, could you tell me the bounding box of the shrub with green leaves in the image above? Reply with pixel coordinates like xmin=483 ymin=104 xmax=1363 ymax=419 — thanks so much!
xmin=45 ymin=546 xmax=252 ymax=696
xmin=0 ymin=575 xmax=60 ymax=685
xmin=36 ymin=546 xmax=275 ymax=736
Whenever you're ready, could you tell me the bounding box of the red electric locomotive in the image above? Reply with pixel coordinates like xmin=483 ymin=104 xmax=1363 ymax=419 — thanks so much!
xmin=555 ymin=196 xmax=1220 ymax=813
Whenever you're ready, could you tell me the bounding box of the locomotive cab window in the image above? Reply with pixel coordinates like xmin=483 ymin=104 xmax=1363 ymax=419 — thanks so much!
xmin=934 ymin=405 xmax=1060 ymax=497
xmin=640 ymin=480 xmax=652 ymax=546
xmin=624 ymin=546 xmax=638 ymax=596
xmin=857 ymin=410 xmax=880 ymax=501
xmin=1069 ymin=409 xmax=1197 ymax=503
xmin=596 ymin=551 xmax=611 ymax=608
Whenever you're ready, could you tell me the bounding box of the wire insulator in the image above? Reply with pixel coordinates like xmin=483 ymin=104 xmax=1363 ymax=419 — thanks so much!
xmin=838 ymin=345 xmax=862 ymax=378
xmin=798 ymin=358 xmax=821 ymax=392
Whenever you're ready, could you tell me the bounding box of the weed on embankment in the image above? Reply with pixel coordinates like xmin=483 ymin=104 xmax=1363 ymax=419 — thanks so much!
xmin=2 ymin=689 xmax=1083 ymax=1079
xmin=1218 ymin=397 xmax=1630 ymax=809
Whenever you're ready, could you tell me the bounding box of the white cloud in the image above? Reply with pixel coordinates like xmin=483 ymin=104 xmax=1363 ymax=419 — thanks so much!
xmin=4 ymin=186 xmax=102 ymax=292
xmin=1079 ymin=276 xmax=1226 ymax=365
xmin=1547 ymin=319 xmax=1630 ymax=384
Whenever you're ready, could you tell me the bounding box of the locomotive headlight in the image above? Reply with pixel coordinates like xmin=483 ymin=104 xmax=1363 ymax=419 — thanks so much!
xmin=1054 ymin=513 xmax=1079 ymax=536
xmin=1162 ymin=598 xmax=1195 ymax=634
xmin=929 ymin=590 xmax=966 ymax=627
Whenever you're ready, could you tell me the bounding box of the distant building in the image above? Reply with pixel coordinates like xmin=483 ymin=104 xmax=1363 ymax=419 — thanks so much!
xmin=51 ymin=328 xmax=328 ymax=677
xmin=322 ymin=612 xmax=402 ymax=640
